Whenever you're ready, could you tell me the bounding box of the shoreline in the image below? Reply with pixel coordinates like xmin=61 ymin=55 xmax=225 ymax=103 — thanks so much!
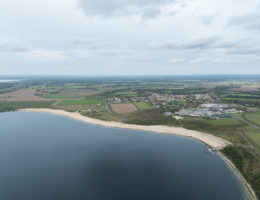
xmin=20 ymin=108 xmax=231 ymax=149
xmin=19 ymin=108 xmax=257 ymax=199
xmin=218 ymin=152 xmax=257 ymax=200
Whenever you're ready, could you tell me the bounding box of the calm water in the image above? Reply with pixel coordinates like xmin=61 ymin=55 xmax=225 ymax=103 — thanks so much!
xmin=0 ymin=111 xmax=249 ymax=200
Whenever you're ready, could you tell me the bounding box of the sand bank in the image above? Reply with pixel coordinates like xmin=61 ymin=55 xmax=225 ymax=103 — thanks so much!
xmin=20 ymin=108 xmax=231 ymax=149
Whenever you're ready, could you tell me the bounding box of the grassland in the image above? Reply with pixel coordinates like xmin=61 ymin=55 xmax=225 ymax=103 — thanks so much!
xmin=245 ymin=110 xmax=260 ymax=127
xmin=180 ymin=117 xmax=248 ymax=135
xmin=0 ymin=101 xmax=55 ymax=112
xmin=244 ymin=131 xmax=260 ymax=151
xmin=134 ymin=102 xmax=152 ymax=110
xmin=41 ymin=95 xmax=81 ymax=99
xmin=57 ymin=99 xmax=104 ymax=106
xmin=82 ymin=110 xmax=124 ymax=122
xmin=112 ymin=92 xmax=137 ymax=97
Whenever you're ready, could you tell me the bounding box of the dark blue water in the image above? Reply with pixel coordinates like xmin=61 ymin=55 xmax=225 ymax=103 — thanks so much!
xmin=0 ymin=111 xmax=248 ymax=200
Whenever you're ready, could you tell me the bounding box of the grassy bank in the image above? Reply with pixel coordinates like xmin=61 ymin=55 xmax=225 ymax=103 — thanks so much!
xmin=222 ymin=146 xmax=260 ymax=199
xmin=0 ymin=101 xmax=55 ymax=112
xmin=57 ymin=99 xmax=104 ymax=106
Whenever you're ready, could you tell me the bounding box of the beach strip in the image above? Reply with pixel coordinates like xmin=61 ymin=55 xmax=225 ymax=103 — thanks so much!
xmin=20 ymin=108 xmax=231 ymax=149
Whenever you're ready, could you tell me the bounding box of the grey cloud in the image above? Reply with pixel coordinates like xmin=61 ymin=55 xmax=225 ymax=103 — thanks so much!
xmin=98 ymin=49 xmax=133 ymax=56
xmin=221 ymin=39 xmax=260 ymax=55
xmin=227 ymin=48 xmax=260 ymax=55
xmin=77 ymin=0 xmax=178 ymax=18
xmin=189 ymin=57 xmax=210 ymax=64
xmin=70 ymin=37 xmax=132 ymax=56
xmin=199 ymin=14 xmax=217 ymax=26
xmin=149 ymin=36 xmax=260 ymax=56
xmin=148 ymin=36 xmax=220 ymax=51
xmin=0 ymin=39 xmax=29 ymax=52
xmin=71 ymin=37 xmax=114 ymax=49
xmin=142 ymin=7 xmax=161 ymax=19
xmin=228 ymin=13 xmax=260 ymax=31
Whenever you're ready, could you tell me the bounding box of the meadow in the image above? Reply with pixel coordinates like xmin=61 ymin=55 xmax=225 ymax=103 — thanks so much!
xmin=134 ymin=102 xmax=152 ymax=110
xmin=0 ymin=101 xmax=55 ymax=112
xmin=245 ymin=110 xmax=260 ymax=127
xmin=41 ymin=95 xmax=81 ymax=99
xmin=57 ymin=99 xmax=104 ymax=106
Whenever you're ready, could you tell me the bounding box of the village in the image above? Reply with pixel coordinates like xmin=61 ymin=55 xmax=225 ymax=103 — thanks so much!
xmin=106 ymin=92 xmax=243 ymax=119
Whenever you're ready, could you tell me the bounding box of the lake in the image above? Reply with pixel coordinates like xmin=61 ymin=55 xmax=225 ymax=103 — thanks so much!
xmin=0 ymin=111 xmax=252 ymax=200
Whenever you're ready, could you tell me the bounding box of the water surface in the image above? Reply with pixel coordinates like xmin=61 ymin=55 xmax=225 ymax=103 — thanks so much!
xmin=0 ymin=111 xmax=249 ymax=200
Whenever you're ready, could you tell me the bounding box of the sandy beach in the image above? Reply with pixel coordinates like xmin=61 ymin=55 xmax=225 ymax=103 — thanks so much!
xmin=20 ymin=108 xmax=231 ymax=149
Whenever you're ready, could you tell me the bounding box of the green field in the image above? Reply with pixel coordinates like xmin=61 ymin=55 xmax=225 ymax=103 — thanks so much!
xmin=244 ymin=131 xmax=260 ymax=151
xmin=113 ymin=92 xmax=137 ymax=97
xmin=58 ymin=99 xmax=104 ymax=106
xmin=208 ymin=118 xmax=242 ymax=126
xmin=0 ymin=101 xmax=55 ymax=112
xmin=134 ymin=102 xmax=152 ymax=110
xmin=245 ymin=111 xmax=260 ymax=126
xmin=223 ymin=98 xmax=260 ymax=102
xmin=181 ymin=117 xmax=248 ymax=134
xmin=42 ymin=95 xmax=81 ymax=99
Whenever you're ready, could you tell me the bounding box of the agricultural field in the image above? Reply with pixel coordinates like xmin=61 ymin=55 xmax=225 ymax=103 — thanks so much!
xmin=110 ymin=103 xmax=137 ymax=114
xmin=231 ymin=85 xmax=260 ymax=92
xmin=134 ymin=102 xmax=152 ymax=110
xmin=41 ymin=95 xmax=81 ymax=99
xmin=244 ymin=110 xmax=260 ymax=127
xmin=57 ymin=99 xmax=104 ymax=106
xmin=112 ymin=92 xmax=137 ymax=97
xmin=0 ymin=89 xmax=49 ymax=101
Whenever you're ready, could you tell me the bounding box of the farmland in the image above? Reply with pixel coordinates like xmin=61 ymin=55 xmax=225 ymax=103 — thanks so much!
xmin=0 ymin=89 xmax=49 ymax=101
xmin=41 ymin=95 xmax=81 ymax=99
xmin=111 ymin=103 xmax=137 ymax=114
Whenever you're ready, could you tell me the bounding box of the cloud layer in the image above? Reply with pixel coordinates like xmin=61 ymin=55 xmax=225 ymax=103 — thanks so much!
xmin=0 ymin=0 xmax=260 ymax=75
xmin=77 ymin=0 xmax=178 ymax=18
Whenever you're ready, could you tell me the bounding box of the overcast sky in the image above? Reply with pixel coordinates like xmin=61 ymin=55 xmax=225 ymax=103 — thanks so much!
xmin=0 ymin=0 xmax=260 ymax=76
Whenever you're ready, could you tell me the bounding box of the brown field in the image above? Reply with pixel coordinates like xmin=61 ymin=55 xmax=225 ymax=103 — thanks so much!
xmin=0 ymin=89 xmax=51 ymax=101
xmin=231 ymin=86 xmax=260 ymax=92
xmin=111 ymin=103 xmax=137 ymax=114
